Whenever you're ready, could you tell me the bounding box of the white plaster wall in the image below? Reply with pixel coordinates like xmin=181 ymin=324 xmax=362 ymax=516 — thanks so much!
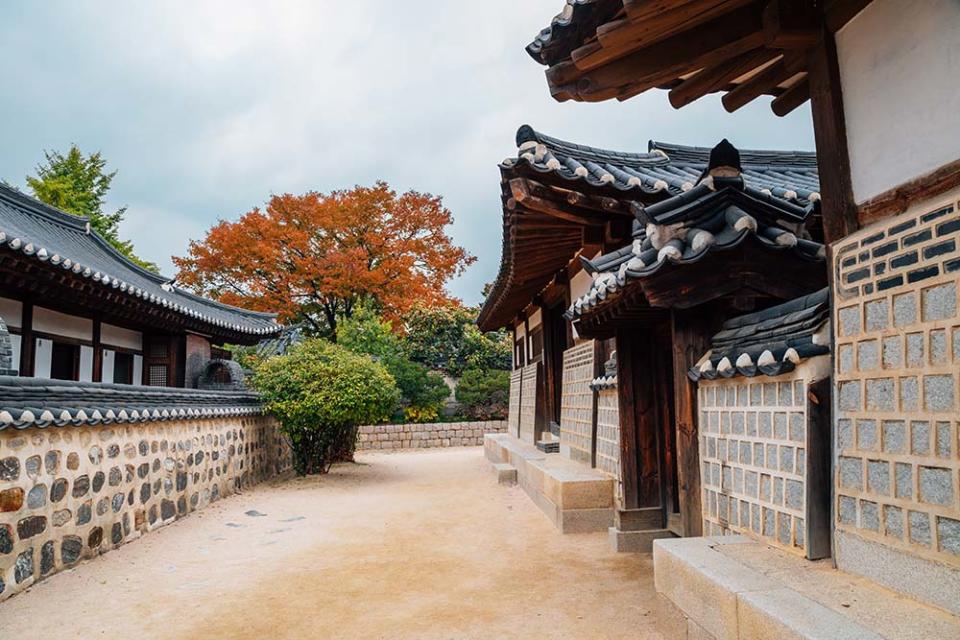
xmin=101 ymin=323 xmax=143 ymax=351
xmin=33 ymin=307 xmax=93 ymax=342
xmin=837 ymin=0 xmax=960 ymax=203
xmin=528 ymin=308 xmax=543 ymax=330
xmin=0 ymin=296 xmax=23 ymax=329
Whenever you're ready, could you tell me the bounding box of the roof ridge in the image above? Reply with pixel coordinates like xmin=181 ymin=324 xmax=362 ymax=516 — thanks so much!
xmin=650 ymin=140 xmax=818 ymax=167
xmin=0 ymin=181 xmax=172 ymax=286
xmin=516 ymin=125 xmax=667 ymax=164
xmin=171 ymin=286 xmax=279 ymax=319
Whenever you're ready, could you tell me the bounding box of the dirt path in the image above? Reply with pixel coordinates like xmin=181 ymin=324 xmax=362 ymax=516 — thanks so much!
xmin=0 ymin=448 xmax=678 ymax=639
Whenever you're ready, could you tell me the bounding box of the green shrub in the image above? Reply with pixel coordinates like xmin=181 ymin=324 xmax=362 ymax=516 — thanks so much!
xmin=253 ymin=339 xmax=399 ymax=475
xmin=455 ymin=367 xmax=510 ymax=420
xmin=338 ymin=309 xmax=450 ymax=421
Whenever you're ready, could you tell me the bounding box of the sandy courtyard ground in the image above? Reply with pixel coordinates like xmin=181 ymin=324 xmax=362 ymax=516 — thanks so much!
xmin=0 ymin=447 xmax=679 ymax=639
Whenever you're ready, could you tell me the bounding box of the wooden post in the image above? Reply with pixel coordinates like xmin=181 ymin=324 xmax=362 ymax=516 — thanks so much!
xmin=808 ymin=28 xmax=858 ymax=244
xmin=616 ymin=329 xmax=664 ymax=512
xmin=671 ymin=308 xmax=716 ymax=537
xmin=19 ymin=301 xmax=33 ymax=376
xmin=92 ymin=318 xmax=102 ymax=383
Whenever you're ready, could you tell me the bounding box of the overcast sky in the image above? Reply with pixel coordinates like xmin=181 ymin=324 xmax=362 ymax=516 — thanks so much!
xmin=0 ymin=1 xmax=815 ymax=306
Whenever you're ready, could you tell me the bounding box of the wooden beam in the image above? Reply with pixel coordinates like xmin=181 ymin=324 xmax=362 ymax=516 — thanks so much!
xmin=857 ymin=157 xmax=960 ymax=226
xmin=668 ymin=47 xmax=780 ymax=109
xmin=721 ymin=52 xmax=803 ymax=112
xmin=763 ymin=0 xmax=819 ymax=49
xmin=616 ymin=329 xmax=641 ymax=510
xmin=576 ymin=0 xmax=756 ymax=72
xmin=671 ymin=308 xmax=716 ymax=538
xmin=771 ymin=75 xmax=810 ymax=115
xmin=549 ymin=4 xmax=768 ymax=102
xmin=807 ymin=29 xmax=858 ymax=243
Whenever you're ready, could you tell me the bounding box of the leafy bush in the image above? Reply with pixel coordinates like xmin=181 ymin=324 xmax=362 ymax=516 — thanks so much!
xmin=338 ymin=309 xmax=450 ymax=420
xmin=455 ymin=367 xmax=510 ymax=420
xmin=253 ymin=339 xmax=399 ymax=475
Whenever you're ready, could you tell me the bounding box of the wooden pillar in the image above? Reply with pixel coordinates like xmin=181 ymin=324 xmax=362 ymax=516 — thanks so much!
xmin=808 ymin=28 xmax=858 ymax=244
xmin=671 ymin=309 xmax=716 ymax=538
xmin=19 ymin=301 xmax=33 ymax=376
xmin=92 ymin=318 xmax=103 ymax=383
xmin=616 ymin=329 xmax=664 ymax=512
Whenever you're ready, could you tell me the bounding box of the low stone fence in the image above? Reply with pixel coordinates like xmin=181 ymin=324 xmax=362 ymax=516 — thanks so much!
xmin=357 ymin=420 xmax=508 ymax=451
xmin=1 ymin=412 xmax=292 ymax=601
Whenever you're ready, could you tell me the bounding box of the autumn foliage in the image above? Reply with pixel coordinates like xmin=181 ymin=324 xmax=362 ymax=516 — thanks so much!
xmin=173 ymin=182 xmax=475 ymax=338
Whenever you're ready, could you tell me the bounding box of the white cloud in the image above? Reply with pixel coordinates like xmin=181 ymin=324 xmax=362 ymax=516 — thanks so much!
xmin=0 ymin=0 xmax=814 ymax=306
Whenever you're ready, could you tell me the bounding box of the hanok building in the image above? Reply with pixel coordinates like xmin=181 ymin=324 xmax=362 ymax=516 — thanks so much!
xmin=0 ymin=183 xmax=291 ymax=601
xmin=0 ymin=183 xmax=280 ymax=386
xmin=481 ymin=126 xmax=827 ymax=544
xmin=487 ymin=0 xmax=960 ymax=635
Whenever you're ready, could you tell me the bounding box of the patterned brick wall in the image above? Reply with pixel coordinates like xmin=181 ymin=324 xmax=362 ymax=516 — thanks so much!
xmin=834 ymin=191 xmax=960 ymax=571
xmin=559 ymin=342 xmax=595 ymax=464
xmin=0 ymin=416 xmax=291 ymax=601
xmin=595 ymin=387 xmax=621 ymax=500
xmin=699 ymin=360 xmax=830 ymax=557
xmin=519 ymin=363 xmax=540 ymax=443
xmin=508 ymin=369 xmax=522 ymax=438
xmin=356 ymin=421 xmax=508 ymax=450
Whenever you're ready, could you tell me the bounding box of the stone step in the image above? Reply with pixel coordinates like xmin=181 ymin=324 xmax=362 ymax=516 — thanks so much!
xmin=608 ymin=527 xmax=675 ymax=553
xmin=491 ymin=462 xmax=517 ymax=485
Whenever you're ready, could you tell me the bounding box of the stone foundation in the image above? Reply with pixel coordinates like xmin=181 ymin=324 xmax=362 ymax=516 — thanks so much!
xmin=0 ymin=415 xmax=291 ymax=601
xmin=356 ymin=420 xmax=507 ymax=450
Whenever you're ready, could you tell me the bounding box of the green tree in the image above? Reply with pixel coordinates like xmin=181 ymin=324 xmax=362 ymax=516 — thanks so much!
xmin=403 ymin=304 xmax=511 ymax=376
xmin=254 ymin=339 xmax=399 ymax=474
xmin=455 ymin=368 xmax=510 ymax=420
xmin=338 ymin=308 xmax=450 ymax=422
xmin=26 ymin=145 xmax=158 ymax=272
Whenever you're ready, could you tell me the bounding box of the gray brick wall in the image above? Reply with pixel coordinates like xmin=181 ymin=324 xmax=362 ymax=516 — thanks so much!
xmin=0 ymin=316 xmax=15 ymax=376
xmin=834 ymin=194 xmax=960 ymax=571
xmin=356 ymin=421 xmax=507 ymax=450
xmin=698 ymin=360 xmax=830 ymax=558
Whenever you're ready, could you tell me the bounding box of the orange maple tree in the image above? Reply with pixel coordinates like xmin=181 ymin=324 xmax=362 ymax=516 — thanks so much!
xmin=173 ymin=182 xmax=475 ymax=339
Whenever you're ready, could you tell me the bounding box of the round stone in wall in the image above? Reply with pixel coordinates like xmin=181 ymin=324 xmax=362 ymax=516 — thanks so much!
xmin=0 ymin=523 xmax=13 ymax=554
xmin=27 ymin=484 xmax=47 ymax=509
xmin=107 ymin=444 xmax=120 ymax=459
xmin=76 ymin=501 xmax=92 ymax=526
xmin=72 ymin=475 xmax=90 ymax=498
xmin=112 ymin=492 xmax=124 ymax=513
xmin=124 ymin=443 xmax=137 ymax=459
xmin=61 ymin=536 xmax=82 ymax=564
xmin=161 ymin=499 xmax=175 ymax=520
xmin=44 ymin=451 xmax=60 ymax=474
xmin=50 ymin=478 xmax=68 ymax=503
xmin=111 ymin=522 xmax=122 ymax=545
xmin=92 ymin=471 xmax=105 ymax=493
xmin=138 ymin=440 xmax=149 ymax=456
xmin=108 ymin=467 xmax=122 ymax=486
xmin=0 ymin=456 xmax=19 ymax=481
xmin=66 ymin=452 xmax=79 ymax=470
xmin=148 ymin=505 xmax=157 ymax=525
xmin=87 ymin=526 xmax=103 ymax=549
xmin=17 ymin=515 xmax=46 ymax=540
xmin=14 ymin=548 xmax=34 ymax=583
xmin=96 ymin=497 xmax=109 ymax=516
xmin=52 ymin=509 xmax=71 ymax=527
xmin=40 ymin=540 xmax=54 ymax=575
xmin=0 ymin=487 xmax=24 ymax=512
xmin=24 ymin=455 xmax=41 ymax=477
xmin=137 ymin=463 xmax=149 ymax=479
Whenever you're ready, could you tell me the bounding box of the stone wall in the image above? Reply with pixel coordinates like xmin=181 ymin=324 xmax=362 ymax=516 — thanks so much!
xmin=508 ymin=369 xmax=522 ymax=438
xmin=0 ymin=415 xmax=291 ymax=601
xmin=832 ymin=188 xmax=960 ymax=613
xmin=595 ymin=387 xmax=621 ymax=502
xmin=356 ymin=421 xmax=508 ymax=451
xmin=519 ymin=363 xmax=540 ymax=443
xmin=559 ymin=341 xmax=596 ymax=464
xmin=0 ymin=315 xmax=14 ymax=376
xmin=698 ymin=356 xmax=831 ymax=559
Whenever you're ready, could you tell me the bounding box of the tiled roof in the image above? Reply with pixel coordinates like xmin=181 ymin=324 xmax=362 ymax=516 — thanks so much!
xmin=689 ymin=288 xmax=831 ymax=381
xmin=567 ymin=165 xmax=825 ymax=318
xmin=0 ymin=183 xmax=281 ymax=338
xmin=502 ymin=126 xmax=820 ymax=206
xmin=527 ymin=0 xmax=622 ymax=67
xmin=0 ymin=376 xmax=263 ymax=430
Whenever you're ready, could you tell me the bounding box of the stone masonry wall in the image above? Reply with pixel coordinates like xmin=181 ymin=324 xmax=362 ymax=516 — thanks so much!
xmin=595 ymin=387 xmax=621 ymax=502
xmin=699 ymin=357 xmax=830 ymax=558
xmin=559 ymin=342 xmax=596 ymax=464
xmin=832 ymin=187 xmax=960 ymax=612
xmin=0 ymin=415 xmax=291 ymax=601
xmin=356 ymin=421 xmax=508 ymax=451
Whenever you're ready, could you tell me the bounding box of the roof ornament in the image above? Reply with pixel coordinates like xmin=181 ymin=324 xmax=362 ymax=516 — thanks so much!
xmin=85 ymin=220 xmax=91 ymax=234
